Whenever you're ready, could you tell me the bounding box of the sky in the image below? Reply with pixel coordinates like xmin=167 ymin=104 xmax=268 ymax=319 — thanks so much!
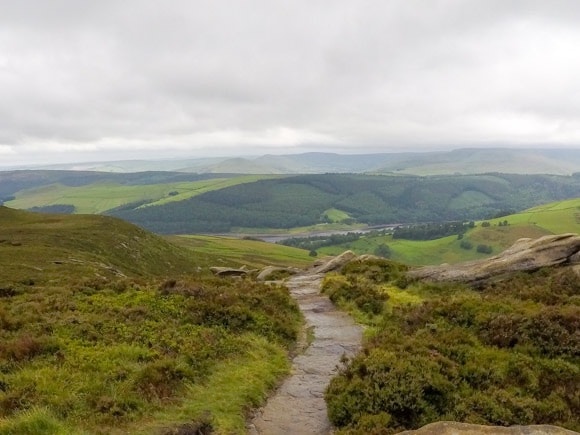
xmin=1 ymin=0 xmax=580 ymax=166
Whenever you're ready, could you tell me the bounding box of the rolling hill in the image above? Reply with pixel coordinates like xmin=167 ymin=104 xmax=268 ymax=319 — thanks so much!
xmin=13 ymin=148 xmax=580 ymax=175
xmin=0 ymin=170 xmax=227 ymax=201
xmin=109 ymin=173 xmax=580 ymax=234
xmin=1 ymin=171 xmax=276 ymax=214
xmin=316 ymin=198 xmax=580 ymax=265
xmin=0 ymin=206 xmax=201 ymax=284
xmin=0 ymin=206 xmax=311 ymax=280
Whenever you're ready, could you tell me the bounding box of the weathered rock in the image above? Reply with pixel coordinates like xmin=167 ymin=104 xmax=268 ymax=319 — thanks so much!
xmin=256 ymin=266 xmax=300 ymax=281
xmin=409 ymin=233 xmax=580 ymax=284
xmin=311 ymin=250 xmax=358 ymax=274
xmin=397 ymin=421 xmax=578 ymax=435
xmin=209 ymin=267 xmax=248 ymax=277
xmin=312 ymin=257 xmax=330 ymax=267
xmin=356 ymin=254 xmax=382 ymax=262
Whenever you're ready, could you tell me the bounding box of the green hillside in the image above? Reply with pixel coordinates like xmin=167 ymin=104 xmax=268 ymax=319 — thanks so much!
xmin=493 ymin=197 xmax=580 ymax=234
xmin=0 ymin=170 xmax=225 ymax=199
xmin=0 ymin=207 xmax=306 ymax=434
xmin=110 ymin=173 xmax=580 ymax=234
xmin=316 ymin=198 xmax=580 ymax=266
xmin=170 ymin=235 xmax=313 ymax=269
xmin=0 ymin=206 xmax=201 ymax=284
xmin=4 ymin=175 xmax=274 ymax=214
xmin=5 ymin=171 xmax=580 ymax=236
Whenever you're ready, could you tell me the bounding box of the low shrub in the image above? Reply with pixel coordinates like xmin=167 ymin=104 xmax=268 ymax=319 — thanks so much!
xmin=0 ymin=275 xmax=301 ymax=432
xmin=325 ymin=266 xmax=580 ymax=433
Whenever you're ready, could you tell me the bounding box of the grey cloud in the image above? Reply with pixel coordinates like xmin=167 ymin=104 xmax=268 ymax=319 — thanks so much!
xmin=1 ymin=0 xmax=580 ymax=165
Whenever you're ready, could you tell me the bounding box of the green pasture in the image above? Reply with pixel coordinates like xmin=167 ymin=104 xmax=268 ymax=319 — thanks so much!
xmin=487 ymin=197 xmax=580 ymax=234
xmin=6 ymin=182 xmax=171 ymax=214
xmin=322 ymin=208 xmax=352 ymax=223
xmin=5 ymin=176 xmax=271 ymax=215
xmin=318 ymin=234 xmax=490 ymax=266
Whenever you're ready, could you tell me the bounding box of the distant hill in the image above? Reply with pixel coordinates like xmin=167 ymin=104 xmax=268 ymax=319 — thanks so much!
xmin=12 ymin=148 xmax=580 ymax=175
xmin=0 ymin=171 xmax=273 ymax=214
xmin=0 ymin=170 xmax=225 ymax=199
xmin=109 ymin=173 xmax=580 ymax=234
xmin=375 ymin=148 xmax=580 ymax=175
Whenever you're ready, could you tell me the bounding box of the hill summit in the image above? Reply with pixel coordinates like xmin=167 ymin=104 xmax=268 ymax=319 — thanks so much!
xmin=0 ymin=206 xmax=198 ymax=284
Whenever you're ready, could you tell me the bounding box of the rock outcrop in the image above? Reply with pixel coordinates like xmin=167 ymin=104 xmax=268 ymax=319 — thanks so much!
xmin=311 ymin=250 xmax=357 ymax=274
xmin=209 ymin=267 xmax=249 ymax=277
xmin=409 ymin=233 xmax=580 ymax=285
xmin=397 ymin=421 xmax=579 ymax=435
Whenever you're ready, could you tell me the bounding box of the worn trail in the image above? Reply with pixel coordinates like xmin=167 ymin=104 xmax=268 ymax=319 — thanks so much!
xmin=250 ymin=273 xmax=363 ymax=435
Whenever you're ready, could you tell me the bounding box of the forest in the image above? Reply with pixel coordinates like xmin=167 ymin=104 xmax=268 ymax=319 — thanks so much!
xmin=110 ymin=173 xmax=580 ymax=233
xmin=392 ymin=221 xmax=474 ymax=240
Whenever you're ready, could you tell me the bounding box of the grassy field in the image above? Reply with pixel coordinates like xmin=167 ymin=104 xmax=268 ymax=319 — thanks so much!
xmin=490 ymin=197 xmax=580 ymax=234
xmin=230 ymin=221 xmax=368 ymax=236
xmin=6 ymin=182 xmax=175 ymax=214
xmin=317 ymin=198 xmax=580 ymax=265
xmin=5 ymin=176 xmax=271 ymax=215
xmin=0 ymin=206 xmax=305 ymax=434
xmin=322 ymin=208 xmax=352 ymax=223
xmin=169 ymin=235 xmax=313 ymax=269
xmin=0 ymin=207 xmax=202 ymax=284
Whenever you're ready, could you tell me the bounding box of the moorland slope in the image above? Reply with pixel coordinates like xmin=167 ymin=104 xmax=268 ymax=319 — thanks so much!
xmin=322 ymin=255 xmax=579 ymax=434
xmin=0 ymin=207 xmax=306 ymax=434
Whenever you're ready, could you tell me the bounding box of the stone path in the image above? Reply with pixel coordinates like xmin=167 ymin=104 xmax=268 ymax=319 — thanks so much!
xmin=249 ymin=273 xmax=363 ymax=435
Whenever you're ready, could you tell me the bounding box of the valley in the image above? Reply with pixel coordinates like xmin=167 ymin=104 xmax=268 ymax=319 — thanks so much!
xmin=1 ymin=159 xmax=580 ymax=434
xmin=6 ymin=1 xmax=580 ymax=432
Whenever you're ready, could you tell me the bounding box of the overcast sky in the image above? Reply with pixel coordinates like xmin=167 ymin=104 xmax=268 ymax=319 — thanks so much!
xmin=1 ymin=0 xmax=580 ymax=166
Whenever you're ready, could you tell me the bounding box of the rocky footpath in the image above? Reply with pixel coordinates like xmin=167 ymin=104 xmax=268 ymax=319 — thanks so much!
xmin=249 ymin=257 xmax=362 ymax=435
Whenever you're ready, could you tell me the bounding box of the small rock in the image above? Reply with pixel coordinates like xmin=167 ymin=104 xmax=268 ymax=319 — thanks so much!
xmin=209 ymin=267 xmax=248 ymax=277
xmin=257 ymin=266 xmax=300 ymax=281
